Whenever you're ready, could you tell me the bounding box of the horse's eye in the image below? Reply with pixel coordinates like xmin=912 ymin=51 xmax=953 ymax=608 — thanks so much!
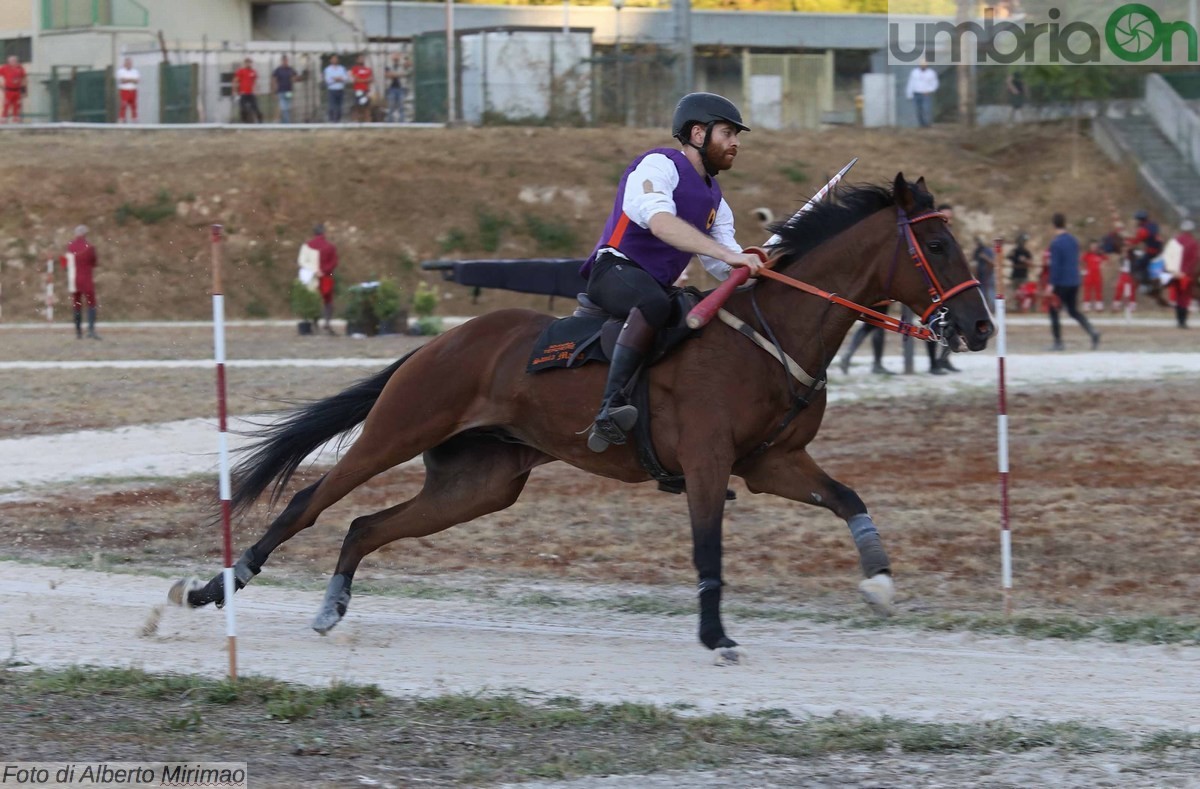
xmin=927 ymin=241 xmax=944 ymax=254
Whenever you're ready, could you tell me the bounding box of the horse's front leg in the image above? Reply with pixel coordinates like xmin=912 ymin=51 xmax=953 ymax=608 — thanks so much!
xmin=738 ymin=448 xmax=895 ymax=617
xmin=680 ymin=452 xmax=743 ymax=665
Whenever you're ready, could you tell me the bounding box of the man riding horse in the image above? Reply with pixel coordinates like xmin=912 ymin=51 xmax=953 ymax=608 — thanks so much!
xmin=582 ymin=93 xmax=765 ymax=452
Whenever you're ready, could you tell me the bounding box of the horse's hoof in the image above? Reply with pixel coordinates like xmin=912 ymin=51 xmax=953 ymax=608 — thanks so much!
xmin=167 ymin=576 xmax=202 ymax=607
xmin=311 ymin=606 xmax=342 ymax=635
xmin=713 ymin=645 xmax=747 ymax=666
xmin=859 ymin=573 xmax=896 ymax=618
xmin=312 ymin=575 xmax=351 ymax=635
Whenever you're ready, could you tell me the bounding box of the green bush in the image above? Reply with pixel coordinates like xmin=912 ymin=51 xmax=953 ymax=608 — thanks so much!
xmin=476 ymin=209 xmax=512 ymax=253
xmin=415 ymin=315 xmax=444 ymax=336
xmin=413 ymin=281 xmax=438 ymax=318
xmin=289 ymin=281 xmax=322 ymax=322
xmin=525 ymin=215 xmax=578 ymax=254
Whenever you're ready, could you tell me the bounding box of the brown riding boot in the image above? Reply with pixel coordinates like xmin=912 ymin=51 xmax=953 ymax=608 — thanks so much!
xmin=588 ymin=308 xmax=656 ymax=453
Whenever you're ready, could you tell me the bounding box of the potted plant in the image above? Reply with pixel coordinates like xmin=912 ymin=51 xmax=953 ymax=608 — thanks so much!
xmin=289 ymin=280 xmax=322 ymax=335
xmin=342 ymin=278 xmax=407 ymax=336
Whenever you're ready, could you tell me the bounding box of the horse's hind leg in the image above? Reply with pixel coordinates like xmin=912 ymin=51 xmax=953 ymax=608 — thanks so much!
xmin=739 ymin=448 xmax=895 ymax=617
xmin=181 ymin=428 xmax=438 ymax=609
xmin=312 ymin=433 xmax=550 ymax=634
xmin=177 ymin=475 xmax=330 ymax=608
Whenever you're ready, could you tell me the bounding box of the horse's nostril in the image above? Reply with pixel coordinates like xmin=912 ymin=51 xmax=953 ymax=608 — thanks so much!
xmin=977 ymin=320 xmax=995 ymax=338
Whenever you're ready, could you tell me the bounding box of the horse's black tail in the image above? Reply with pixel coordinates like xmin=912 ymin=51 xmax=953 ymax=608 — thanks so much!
xmin=230 ymin=351 xmax=415 ymax=517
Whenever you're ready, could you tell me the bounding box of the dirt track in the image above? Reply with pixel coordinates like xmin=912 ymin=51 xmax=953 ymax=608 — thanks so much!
xmin=4 ymin=562 xmax=1199 ymax=735
xmin=4 ymin=322 xmax=1200 ymax=785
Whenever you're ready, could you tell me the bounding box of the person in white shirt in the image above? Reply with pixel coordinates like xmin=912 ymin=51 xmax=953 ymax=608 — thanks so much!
xmin=905 ymin=60 xmax=939 ymax=128
xmin=116 ymin=57 xmax=140 ymax=123
xmin=323 ymin=54 xmax=348 ymax=123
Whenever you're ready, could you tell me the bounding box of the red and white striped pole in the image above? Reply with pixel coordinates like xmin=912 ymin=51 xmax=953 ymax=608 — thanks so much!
xmin=45 ymin=259 xmax=55 ymax=322
xmin=994 ymin=236 xmax=1012 ymax=616
xmin=211 ymin=224 xmax=238 ymax=680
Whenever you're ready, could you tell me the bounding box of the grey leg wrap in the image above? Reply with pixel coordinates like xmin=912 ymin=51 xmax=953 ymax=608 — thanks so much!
xmin=847 ymin=513 xmax=890 ymax=578
xmin=233 ymin=548 xmax=261 ymax=586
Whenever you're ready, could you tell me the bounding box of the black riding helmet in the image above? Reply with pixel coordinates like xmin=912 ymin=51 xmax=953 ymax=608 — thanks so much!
xmin=671 ymin=92 xmax=749 ymax=176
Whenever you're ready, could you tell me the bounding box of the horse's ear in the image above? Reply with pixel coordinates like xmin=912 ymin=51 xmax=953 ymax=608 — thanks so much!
xmin=914 ymin=176 xmax=928 ymax=193
xmin=893 ymin=172 xmax=916 ymax=211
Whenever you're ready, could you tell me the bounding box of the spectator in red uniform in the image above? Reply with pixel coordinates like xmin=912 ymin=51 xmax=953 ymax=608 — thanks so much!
xmin=0 ymin=55 xmax=27 ymax=123
xmin=300 ymin=224 xmax=339 ymax=335
xmin=234 ymin=57 xmax=262 ymax=123
xmin=62 ymin=225 xmax=100 ymax=339
xmin=349 ymin=55 xmax=373 ymax=123
xmin=1170 ymin=220 xmax=1198 ymax=328
xmin=1081 ymin=239 xmax=1105 ymax=312
xmin=116 ymin=57 xmax=140 ymax=123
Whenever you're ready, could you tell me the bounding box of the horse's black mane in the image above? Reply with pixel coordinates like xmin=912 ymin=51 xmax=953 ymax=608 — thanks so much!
xmin=767 ymin=181 xmax=934 ymax=267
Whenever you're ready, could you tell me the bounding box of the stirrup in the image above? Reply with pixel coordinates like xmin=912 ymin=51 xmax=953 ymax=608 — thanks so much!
xmin=586 ymin=404 xmax=638 ymax=453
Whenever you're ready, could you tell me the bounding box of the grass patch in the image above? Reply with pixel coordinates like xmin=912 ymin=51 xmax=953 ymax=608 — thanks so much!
xmin=1 ymin=666 xmax=1198 ymax=785
xmin=115 ymin=189 xmax=176 ymax=226
xmin=439 ymin=227 xmax=469 ymax=253
xmin=524 ymin=214 xmax=578 ymax=254
xmin=475 ymin=208 xmax=512 ymax=253
xmin=780 ymin=161 xmax=808 ymax=183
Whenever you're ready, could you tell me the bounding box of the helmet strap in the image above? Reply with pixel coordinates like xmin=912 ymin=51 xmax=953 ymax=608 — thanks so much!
xmin=683 ymin=121 xmax=719 ymax=177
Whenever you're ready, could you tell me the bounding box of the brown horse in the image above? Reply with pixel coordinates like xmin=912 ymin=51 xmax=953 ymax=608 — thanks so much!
xmin=173 ymin=174 xmax=993 ymax=663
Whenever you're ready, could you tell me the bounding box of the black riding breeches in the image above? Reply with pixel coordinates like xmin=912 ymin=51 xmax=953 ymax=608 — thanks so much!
xmin=585 ymin=252 xmax=671 ymax=328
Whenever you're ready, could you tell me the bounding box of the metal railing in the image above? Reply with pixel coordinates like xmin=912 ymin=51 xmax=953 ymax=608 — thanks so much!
xmin=1145 ymin=73 xmax=1200 ymax=174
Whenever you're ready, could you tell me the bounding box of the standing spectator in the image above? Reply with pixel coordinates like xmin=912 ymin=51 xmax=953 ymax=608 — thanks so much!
xmin=323 ymin=54 xmax=347 ymax=123
xmin=905 ymin=59 xmax=938 ymax=128
xmin=1046 ymin=212 xmax=1100 ymax=351
xmin=0 ymin=55 xmax=27 ymax=123
xmin=1081 ymin=239 xmax=1105 ymax=312
xmin=1008 ymin=233 xmax=1033 ymax=298
xmin=62 ymin=225 xmax=100 ymax=340
xmin=234 ymin=57 xmax=262 ymax=123
xmin=384 ymin=53 xmax=408 ymax=122
xmin=837 ymin=305 xmax=894 ymax=376
xmin=927 ymin=203 xmax=960 ymax=374
xmin=1112 ymin=246 xmax=1138 ymax=317
xmin=349 ymin=55 xmax=373 ymax=123
xmin=300 ymin=224 xmax=339 ymax=335
xmin=1005 ymin=70 xmax=1026 ymax=124
xmin=1166 ymin=220 xmax=1198 ymax=328
xmin=271 ymin=55 xmax=302 ymax=124
xmin=116 ymin=57 xmax=140 ymax=123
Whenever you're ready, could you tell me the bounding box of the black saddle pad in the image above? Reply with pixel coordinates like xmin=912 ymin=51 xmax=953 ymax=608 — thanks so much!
xmin=527 ymin=288 xmax=703 ymax=373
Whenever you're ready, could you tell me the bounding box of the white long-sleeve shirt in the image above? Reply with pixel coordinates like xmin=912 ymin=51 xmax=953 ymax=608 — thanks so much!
xmin=606 ymin=152 xmax=737 ymax=280
xmin=906 ymin=66 xmax=939 ymax=98
xmin=116 ymin=67 xmax=140 ymax=91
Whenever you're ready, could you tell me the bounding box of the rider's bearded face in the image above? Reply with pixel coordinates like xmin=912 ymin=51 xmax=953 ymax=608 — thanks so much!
xmin=693 ymin=122 xmax=740 ymax=172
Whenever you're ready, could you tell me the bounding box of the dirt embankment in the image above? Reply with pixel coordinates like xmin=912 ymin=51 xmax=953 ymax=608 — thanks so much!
xmin=0 ymin=124 xmax=1137 ymax=321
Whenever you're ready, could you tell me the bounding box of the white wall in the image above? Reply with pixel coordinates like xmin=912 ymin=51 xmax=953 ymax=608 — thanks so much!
xmin=0 ymin=0 xmax=34 ymax=32
xmin=460 ymin=31 xmax=591 ymax=124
